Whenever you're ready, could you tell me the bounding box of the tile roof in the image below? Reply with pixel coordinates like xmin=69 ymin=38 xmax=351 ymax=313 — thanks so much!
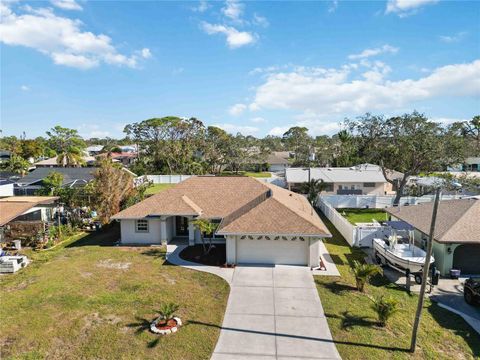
xmin=385 ymin=198 xmax=480 ymax=244
xmin=112 ymin=176 xmax=330 ymax=236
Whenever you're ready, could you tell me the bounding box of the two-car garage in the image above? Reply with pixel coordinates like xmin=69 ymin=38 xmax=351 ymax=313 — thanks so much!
xmin=227 ymin=235 xmax=319 ymax=267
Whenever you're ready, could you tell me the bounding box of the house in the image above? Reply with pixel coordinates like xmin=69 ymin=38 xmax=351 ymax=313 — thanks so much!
xmin=266 ymin=152 xmax=290 ymax=173
xmin=386 ymin=197 xmax=480 ymax=276
xmin=0 ymin=196 xmax=58 ymax=243
xmin=14 ymin=167 xmax=96 ymax=195
xmin=112 ymin=176 xmax=331 ymax=267
xmin=448 ymin=157 xmax=480 ymax=172
xmin=0 ymin=180 xmax=14 ymax=197
xmin=86 ymin=145 xmax=104 ymax=156
xmin=0 ymin=150 xmax=12 ymax=163
xmin=286 ymin=164 xmax=398 ymax=195
xmin=34 ymin=155 xmax=97 ymax=167
xmin=96 ymin=152 xmax=137 ymax=166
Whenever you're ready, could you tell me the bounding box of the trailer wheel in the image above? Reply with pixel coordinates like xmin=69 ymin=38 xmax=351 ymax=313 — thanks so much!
xmin=374 ymin=253 xmax=383 ymax=265
xmin=414 ymin=274 xmax=422 ymax=284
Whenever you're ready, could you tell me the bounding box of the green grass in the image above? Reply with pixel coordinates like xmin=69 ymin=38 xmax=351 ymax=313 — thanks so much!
xmin=315 ymin=213 xmax=480 ymax=360
xmin=219 ymin=171 xmax=272 ymax=178
xmin=338 ymin=208 xmax=388 ymax=224
xmin=145 ymin=183 xmax=175 ymax=195
xmin=0 ymin=224 xmax=229 ymax=360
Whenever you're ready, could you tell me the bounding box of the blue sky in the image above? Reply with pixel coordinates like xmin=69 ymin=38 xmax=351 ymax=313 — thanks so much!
xmin=1 ymin=0 xmax=479 ymax=139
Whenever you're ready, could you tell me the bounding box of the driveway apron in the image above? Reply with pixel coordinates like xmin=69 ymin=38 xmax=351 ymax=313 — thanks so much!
xmin=212 ymin=265 xmax=341 ymax=360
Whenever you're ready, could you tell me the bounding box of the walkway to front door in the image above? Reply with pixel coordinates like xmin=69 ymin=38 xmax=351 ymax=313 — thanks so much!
xmin=212 ymin=265 xmax=341 ymax=359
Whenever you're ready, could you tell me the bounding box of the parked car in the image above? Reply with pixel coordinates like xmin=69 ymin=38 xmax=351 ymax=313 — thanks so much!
xmin=464 ymin=277 xmax=480 ymax=306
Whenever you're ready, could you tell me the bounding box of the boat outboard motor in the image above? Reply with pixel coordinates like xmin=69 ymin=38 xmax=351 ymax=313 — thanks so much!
xmin=431 ymin=265 xmax=440 ymax=286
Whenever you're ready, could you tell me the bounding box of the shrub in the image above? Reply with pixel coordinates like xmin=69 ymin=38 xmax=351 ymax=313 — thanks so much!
xmin=369 ymin=295 xmax=400 ymax=327
xmin=159 ymin=302 xmax=180 ymax=321
xmin=352 ymin=260 xmax=381 ymax=292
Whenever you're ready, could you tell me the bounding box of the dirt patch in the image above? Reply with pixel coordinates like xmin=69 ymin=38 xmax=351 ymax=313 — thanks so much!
xmin=161 ymin=273 xmax=176 ymax=285
xmin=82 ymin=313 xmax=122 ymax=333
xmin=96 ymin=259 xmax=131 ymax=270
xmin=79 ymin=271 xmax=93 ymax=278
xmin=179 ymin=244 xmax=226 ymax=266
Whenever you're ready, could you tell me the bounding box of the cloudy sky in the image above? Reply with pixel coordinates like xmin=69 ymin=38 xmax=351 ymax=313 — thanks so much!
xmin=1 ymin=0 xmax=479 ymax=138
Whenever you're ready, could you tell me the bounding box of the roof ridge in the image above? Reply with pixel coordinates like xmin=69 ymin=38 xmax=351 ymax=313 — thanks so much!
xmin=439 ymin=199 xmax=478 ymax=240
xmin=270 ymin=194 xmax=324 ymax=232
xmin=181 ymin=194 xmax=203 ymax=215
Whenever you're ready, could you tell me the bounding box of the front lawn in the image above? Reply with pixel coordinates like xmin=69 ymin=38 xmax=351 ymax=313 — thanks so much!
xmin=315 ymin=213 xmax=480 ymax=359
xmin=0 ymin=224 xmax=229 ymax=360
xmin=145 ymin=183 xmax=175 ymax=195
xmin=338 ymin=208 xmax=388 ymax=224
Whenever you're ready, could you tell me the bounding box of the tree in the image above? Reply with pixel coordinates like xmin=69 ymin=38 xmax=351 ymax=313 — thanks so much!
xmin=192 ymin=219 xmax=218 ymax=255
xmin=451 ymin=115 xmax=480 ymax=156
xmin=92 ymin=159 xmax=135 ymax=224
xmin=37 ymin=171 xmax=64 ymax=196
xmin=282 ymin=127 xmax=313 ymax=166
xmin=46 ymin=126 xmax=86 ymax=167
xmin=301 ymin=178 xmax=327 ymax=206
xmin=1 ymin=154 xmax=30 ymax=175
xmin=203 ymin=126 xmax=231 ymax=174
xmin=332 ymin=130 xmax=358 ymax=167
xmin=346 ymin=112 xmax=466 ymax=205
xmin=351 ymin=260 xmax=381 ymax=292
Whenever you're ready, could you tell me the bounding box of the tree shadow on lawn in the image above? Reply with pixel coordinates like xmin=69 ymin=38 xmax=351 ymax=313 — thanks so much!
xmin=186 ymin=320 xmax=410 ymax=353
xmin=427 ymin=302 xmax=480 ymax=357
xmin=126 ymin=316 xmax=161 ymax=348
xmin=140 ymin=248 xmax=166 ymax=260
xmin=325 ymin=311 xmax=379 ymax=331
xmin=316 ymin=279 xmax=357 ymax=295
xmin=66 ymin=223 xmax=120 ymax=247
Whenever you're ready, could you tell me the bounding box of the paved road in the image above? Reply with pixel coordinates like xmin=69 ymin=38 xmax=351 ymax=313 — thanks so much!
xmin=212 ymin=265 xmax=341 ymax=360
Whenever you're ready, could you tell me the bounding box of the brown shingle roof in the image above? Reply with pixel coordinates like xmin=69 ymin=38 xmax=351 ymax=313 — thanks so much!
xmin=112 ymin=176 xmax=329 ymax=236
xmin=385 ymin=198 xmax=480 ymax=244
xmin=0 ymin=196 xmax=58 ymax=226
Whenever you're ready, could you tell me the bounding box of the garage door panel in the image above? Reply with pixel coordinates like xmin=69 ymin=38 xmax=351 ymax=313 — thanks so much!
xmin=453 ymin=244 xmax=480 ymax=275
xmin=237 ymin=237 xmax=308 ymax=266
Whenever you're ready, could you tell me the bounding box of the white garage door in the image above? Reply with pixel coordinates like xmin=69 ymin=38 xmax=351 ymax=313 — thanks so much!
xmin=237 ymin=236 xmax=308 ymax=265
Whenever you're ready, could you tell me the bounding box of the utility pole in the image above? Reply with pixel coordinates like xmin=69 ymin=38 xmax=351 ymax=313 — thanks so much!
xmin=410 ymin=187 xmax=441 ymax=352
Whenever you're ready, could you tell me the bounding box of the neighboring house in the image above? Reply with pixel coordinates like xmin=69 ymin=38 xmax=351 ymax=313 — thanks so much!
xmin=86 ymin=145 xmax=104 ymax=156
xmin=386 ymin=197 xmax=480 ymax=276
xmin=14 ymin=167 xmax=96 ymax=195
xmin=0 ymin=196 xmax=58 ymax=243
xmin=266 ymin=152 xmax=290 ymax=173
xmin=0 ymin=180 xmax=14 ymax=197
xmin=286 ymin=164 xmax=397 ymax=195
xmin=448 ymin=157 xmax=480 ymax=172
xmin=34 ymin=155 xmax=97 ymax=167
xmin=96 ymin=152 xmax=137 ymax=166
xmin=119 ymin=145 xmax=138 ymax=153
xmin=112 ymin=176 xmax=331 ymax=267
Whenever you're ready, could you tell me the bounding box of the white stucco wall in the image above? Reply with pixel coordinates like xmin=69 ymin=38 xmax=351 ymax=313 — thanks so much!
xmin=0 ymin=183 xmax=14 ymax=197
xmin=226 ymin=235 xmax=236 ymax=264
xmin=309 ymin=238 xmax=320 ymax=268
xmin=120 ymin=219 xmax=162 ymax=244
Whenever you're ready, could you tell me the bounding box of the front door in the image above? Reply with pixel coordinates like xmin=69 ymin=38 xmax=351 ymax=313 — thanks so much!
xmin=175 ymin=217 xmax=189 ymax=236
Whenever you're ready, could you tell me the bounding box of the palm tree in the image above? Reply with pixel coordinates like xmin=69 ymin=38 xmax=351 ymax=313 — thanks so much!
xmin=301 ymin=178 xmax=327 ymax=206
xmin=192 ymin=219 xmax=218 ymax=255
xmin=352 ymin=260 xmax=381 ymax=292
xmin=369 ymin=295 xmax=400 ymax=327
xmin=57 ymin=146 xmax=85 ymax=167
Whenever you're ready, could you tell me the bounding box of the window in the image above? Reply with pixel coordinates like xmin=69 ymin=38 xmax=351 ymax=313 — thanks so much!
xmin=324 ymin=183 xmax=334 ymax=192
xmin=135 ymin=219 xmax=149 ymax=233
xmin=363 ymin=182 xmax=375 ymax=188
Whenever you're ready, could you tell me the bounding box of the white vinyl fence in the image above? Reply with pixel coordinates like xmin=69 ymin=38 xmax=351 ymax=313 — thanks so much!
xmin=320 ymin=194 xmax=467 ymax=209
xmin=318 ymin=197 xmax=357 ymax=246
xmin=139 ymin=174 xmax=193 ymax=184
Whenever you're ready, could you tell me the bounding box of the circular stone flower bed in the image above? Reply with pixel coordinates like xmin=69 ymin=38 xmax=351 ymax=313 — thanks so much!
xmin=150 ymin=316 xmax=182 ymax=335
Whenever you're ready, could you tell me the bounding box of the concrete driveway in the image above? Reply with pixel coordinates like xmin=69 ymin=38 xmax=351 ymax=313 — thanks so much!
xmin=212 ymin=265 xmax=341 ymax=360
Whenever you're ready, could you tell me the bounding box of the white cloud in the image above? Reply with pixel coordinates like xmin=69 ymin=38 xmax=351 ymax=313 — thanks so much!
xmin=348 ymin=44 xmax=398 ymax=60
xmin=140 ymin=48 xmax=152 ymax=58
xmin=328 ymin=0 xmax=338 ymax=13
xmin=0 ymin=3 xmax=150 ymax=69
xmin=51 ymin=0 xmax=82 ymax=11
xmin=268 ymin=126 xmax=292 ymax=136
xmin=191 ymin=0 xmax=210 ymax=13
xmin=386 ymin=0 xmax=438 ymax=17
xmin=172 ymin=67 xmax=184 ymax=75
xmin=250 ymin=117 xmax=266 ymax=123
xmin=222 ymin=0 xmax=244 ymax=22
xmin=431 ymin=117 xmax=469 ymax=125
xmin=77 ymin=123 xmax=111 ymax=138
xmin=214 ymin=123 xmax=259 ymax=135
xmin=20 ymin=85 xmax=30 ymax=91
xmin=229 ymin=103 xmax=247 ymax=116
xmin=439 ymin=31 xmax=467 ymax=43
xmin=249 ymin=59 xmax=480 ymax=119
xmin=201 ymin=22 xmax=256 ymax=48
xmin=253 ymin=13 xmax=269 ymax=27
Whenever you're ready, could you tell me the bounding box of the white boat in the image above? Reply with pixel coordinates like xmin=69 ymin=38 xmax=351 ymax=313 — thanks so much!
xmin=373 ymin=238 xmax=434 ymax=275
